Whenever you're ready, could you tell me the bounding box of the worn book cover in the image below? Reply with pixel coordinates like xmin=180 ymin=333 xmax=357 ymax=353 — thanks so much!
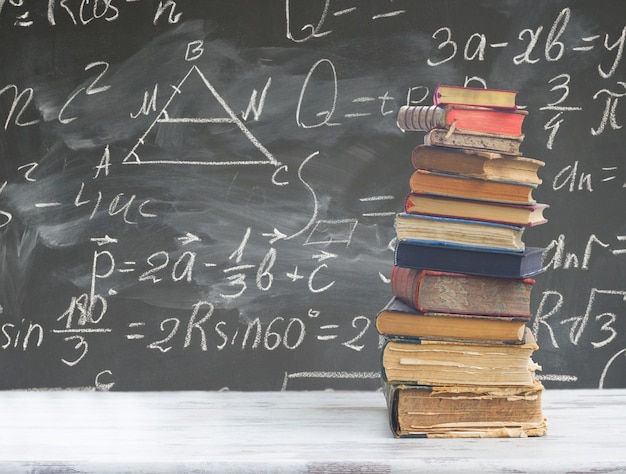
xmin=394 ymin=212 xmax=525 ymax=252
xmin=425 ymin=128 xmax=523 ymax=156
xmin=403 ymin=194 xmax=548 ymax=227
xmin=384 ymin=379 xmax=547 ymax=438
xmin=410 ymin=144 xmax=543 ymax=185
xmin=390 ymin=266 xmax=534 ymax=317
xmin=410 ymin=169 xmax=536 ymax=205
xmin=376 ymin=297 xmax=529 ymax=344
xmin=381 ymin=328 xmax=540 ymax=387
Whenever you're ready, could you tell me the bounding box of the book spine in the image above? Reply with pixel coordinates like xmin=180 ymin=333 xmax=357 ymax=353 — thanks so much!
xmin=390 ymin=265 xmax=423 ymax=310
xmin=411 ymin=144 xmax=482 ymax=170
xmin=398 ymin=211 xmax=523 ymax=231
xmin=397 ymin=105 xmax=444 ymax=132
xmin=425 ymin=129 xmax=523 ymax=156
xmin=402 ymin=193 xmax=414 ymax=214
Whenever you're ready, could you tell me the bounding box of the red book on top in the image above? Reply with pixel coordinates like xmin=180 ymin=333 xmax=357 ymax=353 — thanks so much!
xmin=397 ymin=104 xmax=527 ymax=136
xmin=433 ymin=84 xmax=518 ymax=110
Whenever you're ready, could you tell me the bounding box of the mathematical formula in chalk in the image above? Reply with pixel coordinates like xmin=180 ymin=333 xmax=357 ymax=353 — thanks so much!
xmin=1 ymin=0 xmax=625 ymax=390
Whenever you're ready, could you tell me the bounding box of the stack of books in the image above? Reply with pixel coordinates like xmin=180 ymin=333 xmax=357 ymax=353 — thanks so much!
xmin=377 ymin=85 xmax=548 ymax=438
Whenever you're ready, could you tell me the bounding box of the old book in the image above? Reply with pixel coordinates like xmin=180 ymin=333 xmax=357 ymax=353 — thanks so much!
xmin=410 ymin=144 xmax=543 ymax=185
xmin=375 ymin=297 xmax=529 ymax=344
xmin=433 ymin=84 xmax=518 ymax=109
xmin=390 ymin=266 xmax=534 ymax=317
xmin=397 ymin=105 xmax=527 ymax=136
xmin=381 ymin=328 xmax=540 ymax=387
xmin=425 ymin=128 xmax=523 ymax=156
xmin=394 ymin=213 xmax=525 ymax=252
xmin=404 ymin=194 xmax=548 ymax=227
xmin=384 ymin=380 xmax=547 ymax=438
xmin=410 ymin=169 xmax=536 ymax=205
xmin=394 ymin=241 xmax=545 ymax=278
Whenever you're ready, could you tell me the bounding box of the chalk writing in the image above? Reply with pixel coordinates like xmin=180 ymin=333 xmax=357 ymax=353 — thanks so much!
xmin=0 ymin=0 xmax=184 ymax=28
xmin=0 ymin=84 xmax=40 ymax=129
xmin=534 ymin=288 xmax=626 ymax=347
xmin=543 ymin=233 xmax=626 ymax=271
xmin=1 ymin=317 xmax=44 ymax=351
xmin=1 ymin=0 xmax=626 ymax=390
xmin=58 ymin=61 xmax=111 ymax=125
xmin=600 ymin=348 xmax=626 ymax=388
xmin=591 ymin=82 xmax=626 ymax=136
xmin=123 ymin=61 xmax=279 ymax=166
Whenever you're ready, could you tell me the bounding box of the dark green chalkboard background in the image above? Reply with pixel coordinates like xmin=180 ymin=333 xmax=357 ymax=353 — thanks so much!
xmin=1 ymin=0 xmax=625 ymax=390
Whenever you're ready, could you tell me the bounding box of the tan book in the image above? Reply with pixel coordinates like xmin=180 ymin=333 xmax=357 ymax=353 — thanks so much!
xmin=384 ymin=379 xmax=547 ymax=438
xmin=381 ymin=328 xmax=540 ymax=387
xmin=394 ymin=212 xmax=525 ymax=252
xmin=433 ymin=84 xmax=518 ymax=109
xmin=409 ymin=169 xmax=536 ymax=205
xmin=375 ymin=297 xmax=529 ymax=345
xmin=410 ymin=144 xmax=543 ymax=185
xmin=404 ymin=194 xmax=548 ymax=227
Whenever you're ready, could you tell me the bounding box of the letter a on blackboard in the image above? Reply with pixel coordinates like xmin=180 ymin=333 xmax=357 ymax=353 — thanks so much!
xmin=123 ymin=65 xmax=278 ymax=166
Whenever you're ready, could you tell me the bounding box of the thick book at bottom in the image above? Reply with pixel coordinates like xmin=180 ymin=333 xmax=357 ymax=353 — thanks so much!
xmin=383 ymin=380 xmax=547 ymax=438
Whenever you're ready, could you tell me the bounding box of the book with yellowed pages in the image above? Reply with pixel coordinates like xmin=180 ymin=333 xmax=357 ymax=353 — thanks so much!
xmin=375 ymin=297 xmax=529 ymax=345
xmin=433 ymin=84 xmax=518 ymax=109
xmin=383 ymin=379 xmax=547 ymax=438
xmin=410 ymin=144 xmax=543 ymax=185
xmin=410 ymin=169 xmax=536 ymax=205
xmin=425 ymin=128 xmax=524 ymax=156
xmin=394 ymin=212 xmax=525 ymax=252
xmin=381 ymin=327 xmax=540 ymax=387
xmin=397 ymin=104 xmax=527 ymax=136
xmin=404 ymin=194 xmax=548 ymax=227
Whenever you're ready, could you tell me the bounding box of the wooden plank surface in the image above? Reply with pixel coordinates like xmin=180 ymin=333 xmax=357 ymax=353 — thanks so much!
xmin=0 ymin=389 xmax=625 ymax=473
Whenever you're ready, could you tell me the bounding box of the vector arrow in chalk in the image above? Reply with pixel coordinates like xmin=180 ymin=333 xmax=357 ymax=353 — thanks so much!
xmin=178 ymin=232 xmax=201 ymax=245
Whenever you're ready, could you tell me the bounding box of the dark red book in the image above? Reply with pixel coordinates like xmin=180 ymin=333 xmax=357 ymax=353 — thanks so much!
xmin=390 ymin=266 xmax=534 ymax=318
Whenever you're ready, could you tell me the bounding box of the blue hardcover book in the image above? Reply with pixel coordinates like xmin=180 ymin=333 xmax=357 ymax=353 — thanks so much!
xmin=394 ymin=240 xmax=545 ymax=278
xmin=394 ymin=213 xmax=525 ymax=252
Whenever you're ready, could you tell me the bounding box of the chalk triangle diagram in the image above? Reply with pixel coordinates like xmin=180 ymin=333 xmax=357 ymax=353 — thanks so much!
xmin=123 ymin=65 xmax=278 ymax=166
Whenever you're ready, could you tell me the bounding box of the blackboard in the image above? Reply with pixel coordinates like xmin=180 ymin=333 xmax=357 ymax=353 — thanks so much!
xmin=1 ymin=0 xmax=625 ymax=391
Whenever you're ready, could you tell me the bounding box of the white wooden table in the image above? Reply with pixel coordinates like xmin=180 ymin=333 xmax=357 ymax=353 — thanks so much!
xmin=1 ymin=388 xmax=624 ymax=473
